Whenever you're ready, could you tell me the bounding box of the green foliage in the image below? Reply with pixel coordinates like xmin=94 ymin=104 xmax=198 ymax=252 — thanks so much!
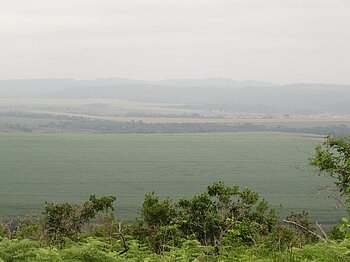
xmin=0 ymin=238 xmax=61 ymax=262
xmin=177 ymin=191 xmax=221 ymax=246
xmin=177 ymin=182 xmax=278 ymax=249
xmin=310 ymin=135 xmax=350 ymax=237
xmin=134 ymin=192 xmax=178 ymax=253
xmin=0 ymin=222 xmax=11 ymax=240
xmin=310 ymin=135 xmax=350 ymax=195
xmin=152 ymin=224 xmax=183 ymax=253
xmin=60 ymin=238 xmax=118 ymax=262
xmin=134 ymin=182 xmax=278 ymax=254
xmin=329 ymin=222 xmax=347 ymax=240
xmin=42 ymin=195 xmax=116 ymax=242
xmin=2 ymin=181 xmax=350 ymax=260
xmin=292 ymin=239 xmax=350 ymax=262
xmin=15 ymin=213 xmax=41 ymax=241
xmin=1 ymin=236 xmax=349 ymax=261
xmin=338 ymin=217 xmax=350 ymax=238
xmin=263 ymin=225 xmax=298 ymax=251
xmin=139 ymin=192 xmax=175 ymax=230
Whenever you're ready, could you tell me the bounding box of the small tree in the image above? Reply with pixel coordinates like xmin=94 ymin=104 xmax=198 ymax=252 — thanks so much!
xmin=310 ymin=135 xmax=350 ymax=236
xmin=42 ymin=195 xmax=116 ymax=243
xmin=177 ymin=182 xmax=278 ymax=252
xmin=310 ymin=136 xmax=350 ymax=195
xmin=134 ymin=192 xmax=178 ymax=253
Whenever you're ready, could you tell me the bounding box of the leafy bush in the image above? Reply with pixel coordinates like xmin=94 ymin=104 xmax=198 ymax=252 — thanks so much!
xmin=310 ymin=135 xmax=350 ymax=237
xmin=133 ymin=192 xmax=178 ymax=253
xmin=310 ymin=136 xmax=350 ymax=196
xmin=15 ymin=213 xmax=41 ymax=241
xmin=0 ymin=222 xmax=11 ymax=240
xmin=42 ymin=195 xmax=116 ymax=243
xmin=134 ymin=182 xmax=279 ymax=254
xmin=177 ymin=182 xmax=278 ymax=250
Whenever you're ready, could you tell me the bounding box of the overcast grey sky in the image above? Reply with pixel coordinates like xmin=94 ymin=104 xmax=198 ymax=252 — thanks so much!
xmin=0 ymin=0 xmax=349 ymax=83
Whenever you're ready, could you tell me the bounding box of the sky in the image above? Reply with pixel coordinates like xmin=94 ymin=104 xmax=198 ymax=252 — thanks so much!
xmin=0 ymin=0 xmax=349 ymax=84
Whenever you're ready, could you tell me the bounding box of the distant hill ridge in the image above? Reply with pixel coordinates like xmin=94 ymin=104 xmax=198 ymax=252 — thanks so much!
xmin=0 ymin=78 xmax=350 ymax=114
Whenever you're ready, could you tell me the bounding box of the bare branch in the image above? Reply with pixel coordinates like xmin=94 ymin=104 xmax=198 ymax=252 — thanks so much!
xmin=283 ymin=219 xmax=326 ymax=242
xmin=316 ymin=221 xmax=328 ymax=241
xmin=328 ymin=194 xmax=346 ymax=208
xmin=118 ymin=221 xmax=129 ymax=255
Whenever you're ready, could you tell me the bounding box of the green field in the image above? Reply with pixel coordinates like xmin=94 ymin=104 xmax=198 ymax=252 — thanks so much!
xmin=0 ymin=132 xmax=344 ymax=222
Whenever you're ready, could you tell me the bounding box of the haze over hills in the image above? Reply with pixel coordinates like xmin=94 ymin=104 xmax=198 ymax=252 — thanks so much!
xmin=0 ymin=78 xmax=274 ymax=96
xmin=154 ymin=78 xmax=275 ymax=88
xmin=1 ymin=78 xmax=350 ymax=114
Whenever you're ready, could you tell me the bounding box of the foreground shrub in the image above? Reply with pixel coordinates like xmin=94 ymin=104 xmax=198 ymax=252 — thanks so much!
xmin=134 ymin=182 xmax=279 ymax=254
xmin=310 ymin=135 xmax=350 ymax=237
xmin=0 ymin=222 xmax=11 ymax=240
xmin=177 ymin=182 xmax=279 ymax=251
xmin=42 ymin=195 xmax=116 ymax=243
xmin=14 ymin=213 xmax=41 ymax=241
xmin=0 ymin=238 xmax=61 ymax=262
xmin=133 ymin=192 xmax=178 ymax=253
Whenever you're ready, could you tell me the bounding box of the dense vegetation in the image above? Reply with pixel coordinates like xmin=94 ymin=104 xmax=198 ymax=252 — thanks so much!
xmin=0 ymin=135 xmax=349 ymax=261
